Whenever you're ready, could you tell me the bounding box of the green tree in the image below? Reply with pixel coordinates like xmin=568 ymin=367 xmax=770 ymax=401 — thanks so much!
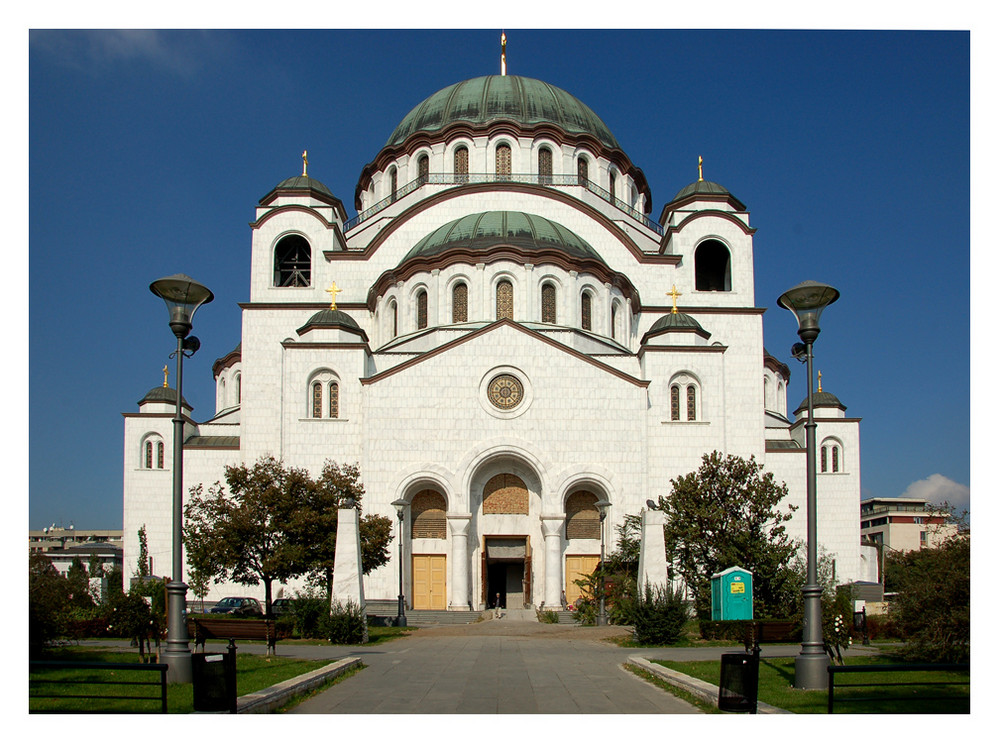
xmin=889 ymin=534 xmax=970 ymax=663
xmin=657 ymin=451 xmax=800 ymax=619
xmin=360 ymin=513 xmax=393 ymax=575
xmin=135 ymin=525 xmax=151 ymax=578
xmin=66 ymin=556 xmax=96 ymax=610
xmin=29 ymin=554 xmax=69 ymax=654
xmin=185 ymin=456 xmax=314 ymax=615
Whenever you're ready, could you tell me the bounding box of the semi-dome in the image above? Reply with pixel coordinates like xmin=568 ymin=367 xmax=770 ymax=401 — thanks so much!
xmin=402 ymin=211 xmax=604 ymax=264
xmin=386 ymin=75 xmax=622 ymax=150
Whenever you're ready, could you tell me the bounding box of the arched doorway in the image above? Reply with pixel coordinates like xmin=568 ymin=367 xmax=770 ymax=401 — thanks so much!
xmin=481 ymin=473 xmax=531 ymax=610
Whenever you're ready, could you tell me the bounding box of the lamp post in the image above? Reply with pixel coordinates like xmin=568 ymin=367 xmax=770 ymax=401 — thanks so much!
xmin=777 ymin=279 xmax=839 ymax=690
xmin=391 ymin=498 xmax=408 ymax=627
xmin=594 ymin=498 xmax=611 ymax=626
xmin=150 ymin=274 xmax=214 ymax=684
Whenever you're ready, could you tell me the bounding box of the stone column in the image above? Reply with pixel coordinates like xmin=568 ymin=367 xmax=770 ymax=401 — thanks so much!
xmin=448 ymin=513 xmax=472 ymax=609
xmin=540 ymin=514 xmax=566 ymax=609
xmin=637 ymin=508 xmax=668 ymax=594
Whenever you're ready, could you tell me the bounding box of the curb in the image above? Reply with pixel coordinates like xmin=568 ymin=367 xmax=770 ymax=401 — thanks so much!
xmin=237 ymin=657 xmax=362 ymax=714
xmin=626 ymin=656 xmax=790 ymax=714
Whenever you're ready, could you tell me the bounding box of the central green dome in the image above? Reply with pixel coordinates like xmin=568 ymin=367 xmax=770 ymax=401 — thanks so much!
xmin=386 ymin=75 xmax=621 ymax=150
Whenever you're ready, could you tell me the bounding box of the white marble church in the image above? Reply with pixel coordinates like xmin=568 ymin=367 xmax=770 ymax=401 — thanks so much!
xmin=123 ymin=63 xmax=866 ymax=612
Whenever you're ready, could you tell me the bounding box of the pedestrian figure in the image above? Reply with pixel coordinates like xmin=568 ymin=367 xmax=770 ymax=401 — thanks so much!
xmin=494 ymin=592 xmax=503 ymax=619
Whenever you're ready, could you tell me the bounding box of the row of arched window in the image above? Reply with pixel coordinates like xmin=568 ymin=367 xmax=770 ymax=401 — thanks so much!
xmin=670 ymin=384 xmax=698 ymax=421
xmin=385 ymin=280 xmax=626 ymax=341
xmin=821 ymin=441 xmax=842 ymax=473
xmin=311 ymin=381 xmax=339 ymax=419
xmin=141 ymin=437 xmax=165 ymax=469
xmin=379 ymin=143 xmax=633 ymax=206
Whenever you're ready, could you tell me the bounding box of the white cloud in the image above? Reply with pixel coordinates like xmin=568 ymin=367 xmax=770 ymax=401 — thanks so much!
xmin=899 ymin=474 xmax=970 ymax=512
xmin=33 ymin=30 xmax=223 ymax=77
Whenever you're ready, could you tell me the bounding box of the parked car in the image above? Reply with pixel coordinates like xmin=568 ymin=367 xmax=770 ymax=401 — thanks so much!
xmin=271 ymin=598 xmax=295 ymax=616
xmin=208 ymin=597 xmax=263 ymax=616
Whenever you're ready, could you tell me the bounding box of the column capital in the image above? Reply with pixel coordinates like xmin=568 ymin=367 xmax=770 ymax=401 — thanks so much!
xmin=447 ymin=513 xmax=472 ymax=537
xmin=540 ymin=513 xmax=566 ymax=537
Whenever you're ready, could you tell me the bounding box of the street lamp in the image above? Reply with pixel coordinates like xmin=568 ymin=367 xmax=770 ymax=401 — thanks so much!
xmin=777 ymin=279 xmax=839 ymax=690
xmin=391 ymin=498 xmax=408 ymax=627
xmin=150 ymin=274 xmax=214 ymax=684
xmin=594 ymin=498 xmax=611 ymax=626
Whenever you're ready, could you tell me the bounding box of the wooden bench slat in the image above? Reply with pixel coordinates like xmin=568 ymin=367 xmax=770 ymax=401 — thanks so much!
xmin=186 ymin=618 xmax=277 ymax=654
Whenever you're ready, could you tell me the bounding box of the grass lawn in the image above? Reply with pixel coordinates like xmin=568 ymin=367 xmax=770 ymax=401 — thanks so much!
xmin=652 ymin=656 xmax=970 ymax=714
xmin=29 ymin=647 xmax=334 ymax=714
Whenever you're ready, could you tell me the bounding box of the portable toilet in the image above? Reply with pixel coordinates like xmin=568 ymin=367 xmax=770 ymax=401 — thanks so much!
xmin=711 ymin=566 xmax=753 ymax=620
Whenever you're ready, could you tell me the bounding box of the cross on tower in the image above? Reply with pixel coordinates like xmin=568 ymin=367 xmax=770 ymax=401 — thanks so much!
xmin=302 ymin=150 xmax=308 ymax=177
xmin=666 ymin=285 xmax=682 ymax=314
xmin=325 ymin=280 xmax=343 ymax=310
xmin=162 ymin=365 xmax=169 ymax=388
xmin=818 ymin=370 xmax=823 ymax=393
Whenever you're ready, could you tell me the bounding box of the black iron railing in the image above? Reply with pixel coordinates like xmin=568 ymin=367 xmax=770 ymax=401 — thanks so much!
xmin=827 ymin=663 xmax=970 ymax=714
xmin=29 ymin=660 xmax=169 ymax=713
xmin=344 ymin=173 xmax=664 ymax=235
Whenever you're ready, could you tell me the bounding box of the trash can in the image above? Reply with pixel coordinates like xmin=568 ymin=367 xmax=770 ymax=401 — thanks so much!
xmin=718 ymin=653 xmax=759 ymax=713
xmin=192 ymin=642 xmax=237 ymax=713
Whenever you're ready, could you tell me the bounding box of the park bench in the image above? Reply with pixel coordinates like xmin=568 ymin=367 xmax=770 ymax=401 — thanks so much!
xmin=743 ymin=620 xmax=799 ymax=653
xmin=187 ymin=617 xmax=277 ymax=656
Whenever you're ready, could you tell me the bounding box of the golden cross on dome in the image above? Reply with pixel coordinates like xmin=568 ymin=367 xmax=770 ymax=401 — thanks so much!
xmin=325 ymin=280 xmax=343 ymax=310
xmin=501 ymin=31 xmax=507 ymax=76
xmin=818 ymin=370 xmax=823 ymax=393
xmin=162 ymin=365 xmax=169 ymax=388
xmin=698 ymin=155 xmax=704 ymax=181
xmin=302 ymin=150 xmax=308 ymax=177
xmin=666 ymin=285 xmax=682 ymax=314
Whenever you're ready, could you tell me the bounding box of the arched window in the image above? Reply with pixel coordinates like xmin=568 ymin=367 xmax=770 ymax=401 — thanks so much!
xmin=145 ymin=441 xmax=153 ymax=469
xmin=687 ymin=385 xmax=697 ymax=421
xmin=541 ymin=283 xmax=556 ymax=323
xmin=832 ymin=446 xmax=840 ymax=473
xmin=496 ymin=143 xmax=511 ymax=180
xmin=608 ymin=170 xmax=617 ymax=202
xmin=411 ymin=490 xmax=447 ymax=540
xmin=821 ymin=446 xmax=828 ymax=473
xmin=416 ymin=290 xmax=428 ymax=329
xmin=611 ymin=303 xmax=619 ymax=340
xmin=483 ymin=473 xmax=528 ymax=515
xmin=580 ymin=292 xmax=592 ymax=331
xmin=156 ymin=441 xmax=164 ymax=469
xmin=577 ymin=156 xmax=589 ymax=185
xmin=274 ymin=235 xmax=311 ymax=287
xmin=496 ymin=280 xmax=513 ymax=320
xmin=452 ymin=283 xmax=468 ymax=323
xmin=454 ymin=146 xmax=469 ymax=182
xmin=388 ymin=300 xmax=398 ymax=339
xmin=235 ymin=374 xmax=241 ymax=404
xmin=670 ymin=385 xmax=680 ymax=421
xmin=417 ymin=154 xmax=429 ymax=185
xmin=142 ymin=435 xmax=164 ymax=469
xmin=565 ymin=490 xmax=600 ymax=539
xmin=329 ymin=381 xmax=339 ymax=419
xmin=538 ymin=147 xmax=552 ymax=185
xmin=219 ymin=378 xmax=226 ymax=409
xmin=312 ymin=382 xmax=322 ymax=418
xmin=388 ymin=166 xmax=398 ymax=202
xmin=695 ymin=239 xmax=732 ymax=291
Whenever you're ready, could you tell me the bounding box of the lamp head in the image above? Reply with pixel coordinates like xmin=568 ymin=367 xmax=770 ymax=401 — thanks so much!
xmin=391 ymin=498 xmax=408 ymax=519
xmin=777 ymin=280 xmax=839 ymax=345
xmin=150 ymin=274 xmax=214 ymax=339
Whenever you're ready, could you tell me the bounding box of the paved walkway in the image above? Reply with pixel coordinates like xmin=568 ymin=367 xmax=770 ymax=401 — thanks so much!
xmin=288 ymin=620 xmax=700 ymax=714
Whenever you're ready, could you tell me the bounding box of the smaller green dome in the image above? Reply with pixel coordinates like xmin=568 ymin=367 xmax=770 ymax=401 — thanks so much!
xmin=138 ymin=386 xmax=191 ymax=409
xmin=402 ymin=211 xmax=603 ymax=264
xmin=296 ymin=308 xmax=369 ymax=341
xmin=273 ymin=175 xmax=334 ymax=197
xmin=641 ymin=311 xmax=710 ymax=345
xmin=668 ymin=179 xmax=746 ymax=211
xmin=794 ymin=391 xmax=846 ymax=416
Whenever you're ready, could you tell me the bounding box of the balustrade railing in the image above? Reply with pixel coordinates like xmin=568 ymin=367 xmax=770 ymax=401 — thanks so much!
xmin=343 ymin=173 xmax=664 ymax=235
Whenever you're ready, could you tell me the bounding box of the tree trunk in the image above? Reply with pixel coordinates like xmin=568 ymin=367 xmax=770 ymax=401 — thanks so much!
xmin=264 ymin=579 xmax=273 ymax=616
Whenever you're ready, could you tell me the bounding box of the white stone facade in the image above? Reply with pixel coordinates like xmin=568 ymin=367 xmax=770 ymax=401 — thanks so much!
xmin=123 ymin=74 xmax=863 ymax=610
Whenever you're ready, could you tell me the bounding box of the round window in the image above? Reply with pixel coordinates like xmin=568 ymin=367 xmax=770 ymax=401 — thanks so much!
xmin=487 ymin=374 xmax=524 ymax=410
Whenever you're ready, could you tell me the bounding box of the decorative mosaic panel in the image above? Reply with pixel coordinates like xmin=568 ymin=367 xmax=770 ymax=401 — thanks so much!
xmin=541 ymin=283 xmax=556 ymax=323
xmin=487 ymin=374 xmax=523 ymax=410
xmin=496 ymin=280 xmax=513 ymax=320
xmin=483 ymin=473 xmax=528 ymax=514
xmin=577 ymin=156 xmax=589 ymax=184
xmin=496 ymin=144 xmax=511 ymax=179
xmin=312 ymin=382 xmax=322 ymax=418
xmin=411 ymin=489 xmax=446 ymax=539
xmin=566 ymin=491 xmax=600 ymax=540
xmin=538 ymin=147 xmax=552 ymax=183
xmin=452 ymin=283 xmax=468 ymax=322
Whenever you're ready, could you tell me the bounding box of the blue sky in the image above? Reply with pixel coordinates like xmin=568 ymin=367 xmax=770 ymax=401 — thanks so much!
xmin=25 ymin=26 xmax=973 ymax=530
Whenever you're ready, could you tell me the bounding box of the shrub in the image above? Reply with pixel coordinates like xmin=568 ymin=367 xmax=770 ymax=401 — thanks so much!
xmin=289 ymin=589 xmax=329 ymax=638
xmin=326 ymin=599 xmax=366 ymax=645
xmin=632 ymin=584 xmax=688 ymax=645
xmin=537 ymin=610 xmax=559 ymax=624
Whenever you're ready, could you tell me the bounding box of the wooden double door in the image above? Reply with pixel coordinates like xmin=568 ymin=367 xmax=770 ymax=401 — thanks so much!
xmin=412 ymin=554 xmax=447 ymax=610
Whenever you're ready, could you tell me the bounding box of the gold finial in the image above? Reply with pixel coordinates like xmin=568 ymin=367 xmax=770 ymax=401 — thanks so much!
xmin=818 ymin=370 xmax=823 ymax=393
xmin=698 ymin=155 xmax=704 ymax=181
xmin=162 ymin=365 xmax=169 ymax=388
xmin=501 ymin=31 xmax=507 ymax=76
xmin=325 ymin=280 xmax=343 ymax=310
xmin=666 ymin=285 xmax=682 ymax=314
xmin=302 ymin=150 xmax=308 ymax=177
